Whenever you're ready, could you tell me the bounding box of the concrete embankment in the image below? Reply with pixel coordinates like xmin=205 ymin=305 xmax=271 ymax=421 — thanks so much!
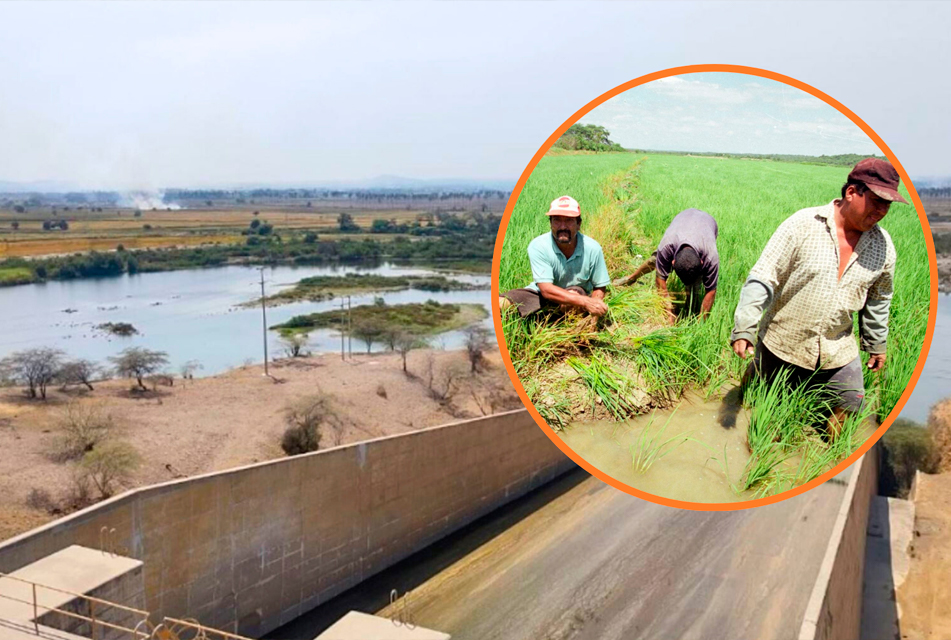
xmin=0 ymin=410 xmax=573 ymax=637
xmin=799 ymin=444 xmax=879 ymax=640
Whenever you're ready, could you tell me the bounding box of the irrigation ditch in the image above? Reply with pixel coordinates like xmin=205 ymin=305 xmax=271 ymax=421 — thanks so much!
xmin=500 ymin=152 xmax=929 ymax=502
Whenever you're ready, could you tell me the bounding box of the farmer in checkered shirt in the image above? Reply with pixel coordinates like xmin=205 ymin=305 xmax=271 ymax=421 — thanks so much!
xmin=499 ymin=195 xmax=611 ymax=319
xmin=731 ymin=158 xmax=906 ymax=436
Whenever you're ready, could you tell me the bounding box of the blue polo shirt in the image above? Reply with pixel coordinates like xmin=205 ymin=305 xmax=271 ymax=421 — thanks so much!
xmin=525 ymin=232 xmax=611 ymax=294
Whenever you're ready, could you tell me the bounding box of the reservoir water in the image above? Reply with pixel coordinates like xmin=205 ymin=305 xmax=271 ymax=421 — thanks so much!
xmin=0 ymin=263 xmax=492 ymax=377
xmin=0 ymin=266 xmax=945 ymax=419
xmin=900 ymin=294 xmax=951 ymax=423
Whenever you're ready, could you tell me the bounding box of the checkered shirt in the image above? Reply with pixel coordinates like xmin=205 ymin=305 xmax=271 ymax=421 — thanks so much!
xmin=732 ymin=201 xmax=896 ymax=370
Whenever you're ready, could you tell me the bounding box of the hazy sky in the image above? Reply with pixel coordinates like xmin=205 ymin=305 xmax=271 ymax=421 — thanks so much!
xmin=0 ymin=2 xmax=948 ymax=189
xmin=585 ymin=73 xmax=879 ymax=156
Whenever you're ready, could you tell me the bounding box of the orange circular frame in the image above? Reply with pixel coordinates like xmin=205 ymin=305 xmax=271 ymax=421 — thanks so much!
xmin=490 ymin=64 xmax=938 ymax=511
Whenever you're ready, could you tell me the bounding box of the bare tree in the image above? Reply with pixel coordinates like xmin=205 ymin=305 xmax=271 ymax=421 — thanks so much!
xmin=58 ymin=359 xmax=101 ymax=391
xmin=281 ymin=395 xmax=347 ymax=455
xmin=463 ymin=326 xmax=491 ymax=373
xmin=179 ymin=360 xmax=203 ymax=380
xmin=395 ymin=331 xmax=425 ymax=374
xmin=57 ymin=401 xmax=115 ymax=460
xmin=1 ymin=347 xmax=65 ymax=399
xmin=109 ymin=348 xmax=169 ymax=391
xmin=422 ymin=352 xmax=465 ymax=403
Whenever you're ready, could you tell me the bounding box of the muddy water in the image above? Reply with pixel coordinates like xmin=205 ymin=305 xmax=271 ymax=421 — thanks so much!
xmin=558 ymin=389 xmax=755 ymax=503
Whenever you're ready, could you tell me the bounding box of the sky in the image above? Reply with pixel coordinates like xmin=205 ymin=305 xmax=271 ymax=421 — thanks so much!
xmin=584 ymin=73 xmax=880 ymax=157
xmin=0 ymin=2 xmax=949 ymax=190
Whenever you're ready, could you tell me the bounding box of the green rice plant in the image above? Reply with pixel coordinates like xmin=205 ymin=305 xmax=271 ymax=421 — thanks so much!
xmin=740 ymin=442 xmax=792 ymax=493
xmin=568 ymin=354 xmax=640 ymax=420
xmin=741 ymin=367 xmax=835 ymax=452
xmin=630 ymin=408 xmax=693 ymax=473
xmin=521 ymin=378 xmax=572 ymax=432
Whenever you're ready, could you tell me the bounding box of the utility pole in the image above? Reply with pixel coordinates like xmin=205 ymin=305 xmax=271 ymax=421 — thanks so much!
xmin=259 ymin=268 xmax=269 ymax=377
xmin=340 ymin=300 xmax=346 ymax=361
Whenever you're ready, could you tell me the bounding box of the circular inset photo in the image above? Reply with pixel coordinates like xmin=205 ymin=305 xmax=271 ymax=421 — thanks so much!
xmin=493 ymin=66 xmax=935 ymax=509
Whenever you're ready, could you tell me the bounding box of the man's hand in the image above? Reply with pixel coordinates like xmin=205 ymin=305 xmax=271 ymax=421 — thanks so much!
xmin=867 ymin=353 xmax=886 ymax=372
xmin=584 ymin=298 xmax=608 ymax=317
xmin=732 ymin=338 xmax=754 ymax=359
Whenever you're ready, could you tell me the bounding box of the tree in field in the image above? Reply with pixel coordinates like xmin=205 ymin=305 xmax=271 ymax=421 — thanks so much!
xmin=1 ymin=348 xmax=66 ymax=399
xmin=109 ymin=348 xmax=169 ymax=390
xmin=42 ymin=220 xmax=52 ymax=231
xmin=10 ymin=221 xmax=18 ymax=231
xmin=351 ymin=320 xmax=387 ymax=354
xmin=58 ymin=359 xmax=101 ymax=391
xmin=337 ymin=212 xmax=360 ymax=232
xmin=463 ymin=325 xmax=491 ymax=373
xmin=555 ymin=124 xmax=624 ymax=152
xmin=395 ymin=331 xmax=425 ymax=374
xmin=281 ymin=333 xmax=309 ymax=358
xmin=250 ymin=218 xmax=261 ymax=230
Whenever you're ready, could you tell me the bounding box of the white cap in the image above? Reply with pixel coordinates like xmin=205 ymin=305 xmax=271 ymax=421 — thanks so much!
xmin=547 ymin=195 xmax=581 ymax=217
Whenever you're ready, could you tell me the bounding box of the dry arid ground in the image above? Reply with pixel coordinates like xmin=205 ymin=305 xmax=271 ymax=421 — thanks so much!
xmin=894 ymin=398 xmax=951 ymax=639
xmin=898 ymin=472 xmax=951 ymax=640
xmin=0 ymin=348 xmax=522 ymax=541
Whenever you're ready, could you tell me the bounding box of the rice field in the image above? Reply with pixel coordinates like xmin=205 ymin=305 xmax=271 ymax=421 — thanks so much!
xmin=499 ymin=152 xmax=930 ymax=500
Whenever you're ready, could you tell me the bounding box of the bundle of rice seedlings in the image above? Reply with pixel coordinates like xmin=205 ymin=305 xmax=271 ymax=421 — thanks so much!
xmin=742 ymin=368 xmax=834 ymax=452
xmin=568 ymin=354 xmax=641 ymax=420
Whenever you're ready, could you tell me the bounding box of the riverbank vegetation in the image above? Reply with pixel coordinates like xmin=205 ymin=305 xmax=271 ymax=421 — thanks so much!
xmin=251 ymin=273 xmax=484 ymax=307
xmin=274 ymin=300 xmax=487 ymax=341
xmin=500 ymin=152 xmax=929 ymax=499
xmin=0 ymin=209 xmax=502 ymax=286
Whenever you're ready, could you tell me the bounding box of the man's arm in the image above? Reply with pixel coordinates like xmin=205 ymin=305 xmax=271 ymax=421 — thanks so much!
xmin=656 ymin=275 xmax=677 ymax=324
xmin=700 ymin=289 xmax=717 ymax=317
xmin=731 ymin=278 xmax=771 ymax=358
xmin=859 ymin=251 xmax=895 ymax=372
xmin=537 ymin=282 xmax=607 ymax=316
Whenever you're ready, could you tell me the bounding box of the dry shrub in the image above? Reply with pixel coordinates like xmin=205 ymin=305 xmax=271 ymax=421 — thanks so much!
xmin=281 ymin=395 xmax=347 ymax=456
xmin=468 ymin=374 xmax=523 ymax=416
xmin=25 ymin=488 xmax=57 ymax=514
xmin=57 ymin=401 xmax=116 ymax=461
xmin=78 ymin=441 xmax=141 ymax=499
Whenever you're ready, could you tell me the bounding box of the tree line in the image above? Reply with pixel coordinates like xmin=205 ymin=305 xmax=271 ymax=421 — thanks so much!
xmin=0 ymin=347 xmax=173 ymax=399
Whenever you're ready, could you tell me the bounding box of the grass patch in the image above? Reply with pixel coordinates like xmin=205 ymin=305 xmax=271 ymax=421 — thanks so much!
xmin=273 ymin=300 xmax=487 ymax=336
xmin=251 ymin=273 xmax=481 ymax=307
xmin=0 ymin=267 xmax=35 ymax=285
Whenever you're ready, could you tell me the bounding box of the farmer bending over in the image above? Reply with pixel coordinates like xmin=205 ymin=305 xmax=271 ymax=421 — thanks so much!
xmin=614 ymin=208 xmax=719 ymax=324
xmin=499 ymin=195 xmax=610 ymax=319
xmin=731 ymin=158 xmax=903 ymax=438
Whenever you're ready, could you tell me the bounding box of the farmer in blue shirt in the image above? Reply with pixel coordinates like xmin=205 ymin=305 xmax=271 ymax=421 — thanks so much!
xmin=500 ymin=195 xmax=611 ymax=318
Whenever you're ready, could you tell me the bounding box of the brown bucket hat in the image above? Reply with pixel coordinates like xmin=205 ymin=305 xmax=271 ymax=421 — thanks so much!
xmin=848 ymin=158 xmax=909 ymax=204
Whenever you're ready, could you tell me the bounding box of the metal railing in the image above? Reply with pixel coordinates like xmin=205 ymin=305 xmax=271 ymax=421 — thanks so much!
xmin=154 ymin=618 xmax=254 ymax=640
xmin=0 ymin=573 xmax=255 ymax=640
xmin=0 ymin=571 xmax=150 ymax=638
